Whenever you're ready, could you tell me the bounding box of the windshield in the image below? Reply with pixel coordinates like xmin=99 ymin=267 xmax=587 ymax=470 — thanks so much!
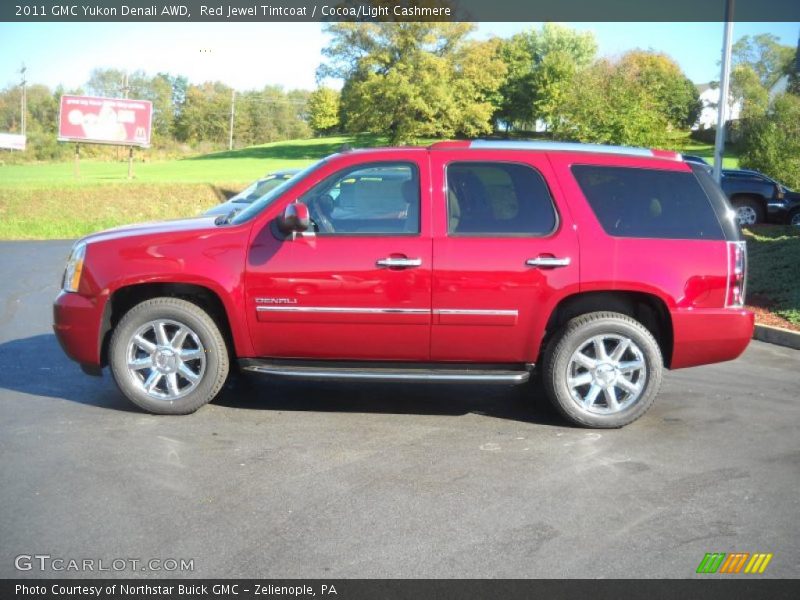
xmin=229 ymin=179 xmax=262 ymax=203
xmin=229 ymin=160 xmax=327 ymax=225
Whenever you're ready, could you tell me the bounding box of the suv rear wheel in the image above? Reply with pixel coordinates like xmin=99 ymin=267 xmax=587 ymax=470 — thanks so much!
xmin=542 ymin=312 xmax=663 ymax=428
xmin=109 ymin=297 xmax=229 ymax=414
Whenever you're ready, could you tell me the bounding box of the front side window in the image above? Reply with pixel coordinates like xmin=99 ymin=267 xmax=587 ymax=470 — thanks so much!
xmin=299 ymin=163 xmax=420 ymax=235
xmin=446 ymin=162 xmax=557 ymax=236
xmin=571 ymin=165 xmax=725 ymax=240
xmin=230 ymin=160 xmax=325 ymax=225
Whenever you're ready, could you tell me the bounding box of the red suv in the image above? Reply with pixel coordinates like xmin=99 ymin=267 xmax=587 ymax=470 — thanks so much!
xmin=53 ymin=141 xmax=754 ymax=428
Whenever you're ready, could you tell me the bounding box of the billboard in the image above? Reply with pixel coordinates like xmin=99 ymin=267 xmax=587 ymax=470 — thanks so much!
xmin=0 ymin=133 xmax=26 ymax=150
xmin=58 ymin=95 xmax=152 ymax=147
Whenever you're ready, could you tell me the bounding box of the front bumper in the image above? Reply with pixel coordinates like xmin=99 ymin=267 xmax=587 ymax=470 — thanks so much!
xmin=53 ymin=291 xmax=105 ymax=368
xmin=670 ymin=308 xmax=755 ymax=369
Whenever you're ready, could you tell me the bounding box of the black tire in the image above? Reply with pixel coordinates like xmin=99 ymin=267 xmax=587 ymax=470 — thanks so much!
xmin=541 ymin=311 xmax=663 ymax=428
xmin=109 ymin=297 xmax=229 ymax=414
xmin=789 ymin=209 xmax=800 ymax=229
xmin=731 ymin=196 xmax=764 ymax=227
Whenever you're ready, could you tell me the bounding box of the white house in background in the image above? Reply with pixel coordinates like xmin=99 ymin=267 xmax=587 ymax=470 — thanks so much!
xmin=694 ymin=83 xmax=742 ymax=130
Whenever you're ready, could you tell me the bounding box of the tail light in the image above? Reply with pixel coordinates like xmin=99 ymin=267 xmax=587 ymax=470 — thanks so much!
xmin=726 ymin=241 xmax=747 ymax=308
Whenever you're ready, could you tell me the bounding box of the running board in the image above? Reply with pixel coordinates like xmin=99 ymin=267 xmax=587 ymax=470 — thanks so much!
xmin=238 ymin=359 xmax=532 ymax=385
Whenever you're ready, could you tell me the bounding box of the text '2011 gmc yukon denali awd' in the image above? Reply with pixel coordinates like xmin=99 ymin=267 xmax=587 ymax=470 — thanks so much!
xmin=54 ymin=140 xmax=754 ymax=428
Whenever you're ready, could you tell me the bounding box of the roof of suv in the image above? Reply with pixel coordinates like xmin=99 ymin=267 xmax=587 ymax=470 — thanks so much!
xmin=340 ymin=140 xmax=683 ymax=162
xmin=428 ymin=140 xmax=682 ymax=161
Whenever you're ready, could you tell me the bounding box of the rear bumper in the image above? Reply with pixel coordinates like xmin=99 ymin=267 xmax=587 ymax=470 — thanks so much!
xmin=53 ymin=291 xmax=104 ymax=368
xmin=670 ymin=308 xmax=754 ymax=369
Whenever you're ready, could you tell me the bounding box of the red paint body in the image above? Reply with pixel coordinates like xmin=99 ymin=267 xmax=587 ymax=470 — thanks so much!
xmin=53 ymin=146 xmax=753 ymax=372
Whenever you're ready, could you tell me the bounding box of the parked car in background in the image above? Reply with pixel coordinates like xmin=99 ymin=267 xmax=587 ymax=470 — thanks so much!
xmin=681 ymin=154 xmax=712 ymax=173
xmin=204 ymin=169 xmax=301 ymax=217
xmin=720 ymin=169 xmax=800 ymax=227
xmin=679 ymin=158 xmax=799 ymax=227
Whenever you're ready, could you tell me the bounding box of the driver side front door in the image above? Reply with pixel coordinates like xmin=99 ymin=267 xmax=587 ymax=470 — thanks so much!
xmin=244 ymin=154 xmax=433 ymax=361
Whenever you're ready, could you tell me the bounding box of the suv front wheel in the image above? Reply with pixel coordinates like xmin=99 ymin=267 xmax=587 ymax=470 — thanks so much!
xmin=109 ymin=297 xmax=230 ymax=414
xmin=542 ymin=312 xmax=663 ymax=428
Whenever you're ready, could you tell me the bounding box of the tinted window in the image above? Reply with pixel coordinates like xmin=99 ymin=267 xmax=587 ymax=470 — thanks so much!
xmin=299 ymin=163 xmax=419 ymax=235
xmin=447 ymin=162 xmax=556 ymax=235
xmin=571 ymin=165 xmax=724 ymax=240
xmin=691 ymin=164 xmax=739 ymax=241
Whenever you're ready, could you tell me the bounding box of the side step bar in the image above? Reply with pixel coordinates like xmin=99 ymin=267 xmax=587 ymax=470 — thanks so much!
xmin=239 ymin=359 xmax=532 ymax=385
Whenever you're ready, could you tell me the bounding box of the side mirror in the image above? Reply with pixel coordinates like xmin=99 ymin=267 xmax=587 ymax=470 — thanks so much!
xmin=277 ymin=202 xmax=310 ymax=234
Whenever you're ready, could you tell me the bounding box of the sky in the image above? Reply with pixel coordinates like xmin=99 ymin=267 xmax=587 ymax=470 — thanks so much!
xmin=0 ymin=21 xmax=798 ymax=92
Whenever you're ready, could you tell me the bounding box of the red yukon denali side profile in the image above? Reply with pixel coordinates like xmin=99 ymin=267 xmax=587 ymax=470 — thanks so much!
xmin=53 ymin=141 xmax=754 ymax=428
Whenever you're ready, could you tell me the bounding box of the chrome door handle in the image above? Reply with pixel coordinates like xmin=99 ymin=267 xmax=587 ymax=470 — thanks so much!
xmin=376 ymin=257 xmax=422 ymax=268
xmin=526 ymin=257 xmax=571 ymax=268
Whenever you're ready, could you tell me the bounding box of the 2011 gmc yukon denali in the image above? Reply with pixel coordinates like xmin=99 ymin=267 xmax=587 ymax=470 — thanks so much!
xmin=53 ymin=140 xmax=754 ymax=428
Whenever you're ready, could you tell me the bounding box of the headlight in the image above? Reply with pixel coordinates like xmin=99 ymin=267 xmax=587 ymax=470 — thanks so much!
xmin=62 ymin=242 xmax=87 ymax=292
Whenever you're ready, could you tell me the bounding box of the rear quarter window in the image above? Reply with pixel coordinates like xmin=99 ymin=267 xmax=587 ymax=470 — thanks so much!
xmin=571 ymin=165 xmax=725 ymax=240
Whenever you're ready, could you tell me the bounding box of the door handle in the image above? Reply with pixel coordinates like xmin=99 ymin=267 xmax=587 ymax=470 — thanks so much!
xmin=376 ymin=257 xmax=422 ymax=268
xmin=526 ymin=257 xmax=571 ymax=268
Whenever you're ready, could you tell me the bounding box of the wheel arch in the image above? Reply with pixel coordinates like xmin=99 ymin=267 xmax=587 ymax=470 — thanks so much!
xmin=99 ymin=282 xmax=238 ymax=367
xmin=540 ymin=290 xmax=674 ymax=368
xmin=728 ymin=192 xmax=768 ymax=213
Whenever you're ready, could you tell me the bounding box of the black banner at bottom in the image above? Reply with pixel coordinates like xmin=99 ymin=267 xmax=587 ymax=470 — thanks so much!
xmin=2 ymin=579 xmax=800 ymax=600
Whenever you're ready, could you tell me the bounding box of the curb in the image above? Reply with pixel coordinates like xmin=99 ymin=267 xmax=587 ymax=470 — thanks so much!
xmin=753 ymin=324 xmax=800 ymax=351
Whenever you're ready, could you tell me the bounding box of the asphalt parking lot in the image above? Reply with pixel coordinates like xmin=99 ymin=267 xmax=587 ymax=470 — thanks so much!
xmin=0 ymin=240 xmax=798 ymax=579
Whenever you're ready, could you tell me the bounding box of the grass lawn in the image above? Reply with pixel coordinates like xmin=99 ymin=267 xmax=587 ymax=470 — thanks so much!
xmin=0 ymin=135 xmax=386 ymax=239
xmin=744 ymin=225 xmax=800 ymax=329
xmin=0 ymin=135 xmax=378 ymax=188
xmin=666 ymin=131 xmax=741 ymax=169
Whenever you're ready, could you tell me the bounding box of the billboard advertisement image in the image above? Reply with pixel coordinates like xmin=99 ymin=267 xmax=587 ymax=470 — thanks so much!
xmin=58 ymin=94 xmax=152 ymax=147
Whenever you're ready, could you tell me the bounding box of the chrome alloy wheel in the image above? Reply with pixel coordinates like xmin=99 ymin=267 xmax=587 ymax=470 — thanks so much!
xmin=735 ymin=205 xmax=758 ymax=226
xmin=791 ymin=212 xmax=800 ymax=228
xmin=566 ymin=334 xmax=647 ymax=414
xmin=125 ymin=319 xmax=206 ymax=400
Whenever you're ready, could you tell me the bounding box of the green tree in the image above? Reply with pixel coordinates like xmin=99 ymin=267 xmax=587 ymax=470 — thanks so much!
xmin=496 ymin=24 xmax=597 ymax=131
xmin=732 ymin=33 xmax=795 ymax=89
xmin=788 ymin=38 xmax=800 ymax=96
xmin=235 ymin=86 xmax=311 ymax=146
xmin=553 ymin=50 xmax=699 ymax=147
xmin=731 ymin=64 xmax=770 ymax=118
xmin=173 ymin=81 xmax=233 ymax=145
xmin=554 ymin=59 xmax=663 ymax=147
xmin=617 ymin=51 xmax=701 ymax=128
xmin=739 ymin=93 xmax=800 ymax=189
xmin=307 ymin=87 xmax=341 ymax=135
xmin=319 ymin=22 xmax=506 ymax=144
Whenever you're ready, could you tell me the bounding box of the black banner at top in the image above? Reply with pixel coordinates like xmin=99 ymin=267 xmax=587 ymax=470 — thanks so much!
xmin=2 ymin=0 xmax=800 ymax=22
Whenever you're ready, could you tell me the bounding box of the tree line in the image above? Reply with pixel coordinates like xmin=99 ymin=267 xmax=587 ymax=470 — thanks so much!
xmin=1 ymin=23 xmax=798 ymax=186
xmin=0 ymin=68 xmax=312 ymax=160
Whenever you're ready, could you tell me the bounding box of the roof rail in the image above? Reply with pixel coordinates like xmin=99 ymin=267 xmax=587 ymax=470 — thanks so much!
xmin=468 ymin=140 xmax=681 ymax=160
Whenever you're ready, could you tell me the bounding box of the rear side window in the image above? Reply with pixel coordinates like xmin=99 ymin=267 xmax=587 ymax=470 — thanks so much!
xmin=447 ymin=162 xmax=557 ymax=235
xmin=571 ymin=165 xmax=724 ymax=240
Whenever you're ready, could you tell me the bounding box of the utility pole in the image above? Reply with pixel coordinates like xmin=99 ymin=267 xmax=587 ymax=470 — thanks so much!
xmin=121 ymin=73 xmax=134 ymax=179
xmin=713 ymin=0 xmax=735 ymax=183
xmin=19 ymin=64 xmax=27 ymax=139
xmin=228 ymin=89 xmax=236 ymax=151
